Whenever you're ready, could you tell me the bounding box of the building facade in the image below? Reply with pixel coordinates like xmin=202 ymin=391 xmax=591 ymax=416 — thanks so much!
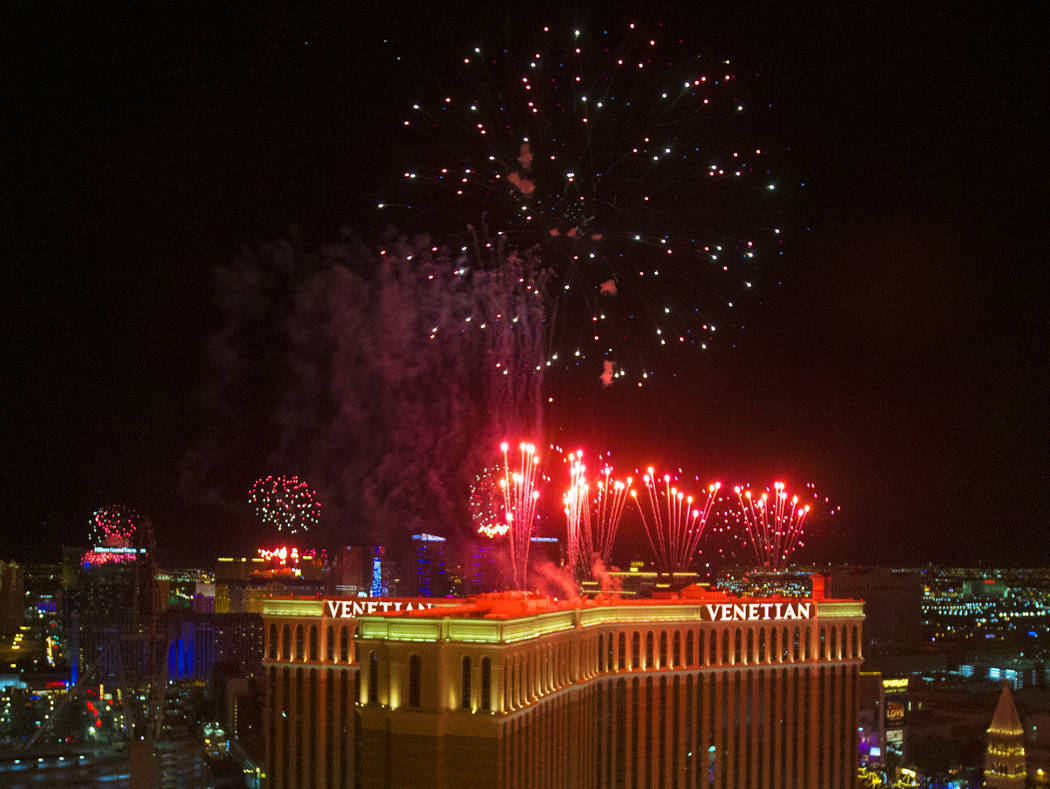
xmin=263 ymin=588 xmax=863 ymax=789
xmin=828 ymin=568 xmax=922 ymax=656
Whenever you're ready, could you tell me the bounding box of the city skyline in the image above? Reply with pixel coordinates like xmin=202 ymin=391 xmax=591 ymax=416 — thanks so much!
xmin=4 ymin=2 xmax=1046 ymax=567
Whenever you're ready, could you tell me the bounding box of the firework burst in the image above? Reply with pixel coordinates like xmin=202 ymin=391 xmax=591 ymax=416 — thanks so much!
xmin=386 ymin=21 xmax=783 ymax=384
xmin=470 ymin=464 xmax=509 ymax=538
xmin=630 ymin=467 xmax=721 ymax=573
xmin=731 ymin=481 xmax=836 ymax=570
xmin=89 ymin=505 xmax=140 ymax=548
xmin=249 ymin=475 xmax=322 ymax=536
xmin=563 ymin=450 xmax=633 ymax=577
xmin=499 ymin=441 xmax=541 ymax=588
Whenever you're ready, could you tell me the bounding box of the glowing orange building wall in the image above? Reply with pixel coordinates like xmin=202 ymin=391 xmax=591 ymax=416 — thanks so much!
xmin=263 ymin=590 xmax=864 ymax=789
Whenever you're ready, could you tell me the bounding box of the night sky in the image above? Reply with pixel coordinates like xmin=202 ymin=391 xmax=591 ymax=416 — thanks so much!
xmin=4 ymin=2 xmax=1047 ymax=566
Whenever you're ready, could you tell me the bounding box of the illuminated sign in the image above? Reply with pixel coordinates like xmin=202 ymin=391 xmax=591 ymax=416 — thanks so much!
xmin=324 ymin=599 xmax=435 ymax=618
xmin=703 ymin=602 xmax=812 ymax=622
xmin=882 ymin=678 xmax=909 ymax=690
xmin=886 ymin=701 xmax=905 ymax=723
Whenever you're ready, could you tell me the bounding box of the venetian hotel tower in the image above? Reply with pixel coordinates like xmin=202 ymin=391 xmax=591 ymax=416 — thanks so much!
xmin=263 ymin=580 xmax=864 ymax=788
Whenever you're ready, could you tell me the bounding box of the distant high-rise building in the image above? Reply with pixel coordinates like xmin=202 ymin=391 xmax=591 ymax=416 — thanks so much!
xmin=333 ymin=546 xmax=365 ymax=595
xmin=0 ymin=560 xmax=25 ymax=636
xmin=528 ymin=535 xmax=561 ymax=569
xmin=411 ymin=533 xmax=448 ymax=597
xmin=261 ymin=585 xmax=864 ymax=788
xmin=162 ymin=610 xmax=263 ymax=681
xmin=466 ymin=541 xmax=502 ymax=593
xmin=984 ymin=683 xmax=1026 ymax=789
xmin=67 ymin=531 xmax=157 ymax=689
xmin=828 ymin=568 xmax=922 ymax=656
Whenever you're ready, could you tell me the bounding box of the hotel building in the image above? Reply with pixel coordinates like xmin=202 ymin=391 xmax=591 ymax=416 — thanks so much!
xmin=262 ymin=583 xmax=863 ymax=788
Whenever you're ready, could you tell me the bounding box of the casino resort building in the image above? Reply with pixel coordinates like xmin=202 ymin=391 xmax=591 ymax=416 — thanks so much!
xmin=262 ymin=581 xmax=864 ymax=788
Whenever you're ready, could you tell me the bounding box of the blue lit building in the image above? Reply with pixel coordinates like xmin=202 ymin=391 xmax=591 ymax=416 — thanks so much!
xmin=412 ymin=533 xmax=448 ymax=597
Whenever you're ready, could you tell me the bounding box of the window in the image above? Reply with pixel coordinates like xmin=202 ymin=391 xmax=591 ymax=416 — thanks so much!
xmin=673 ymin=631 xmax=681 ymax=667
xmin=409 ymin=655 xmax=422 ymax=707
xmin=282 ymin=625 xmax=291 ymax=661
xmin=340 ymin=627 xmax=349 ymax=662
xmin=685 ymin=631 xmax=694 ymax=666
xmin=368 ymin=652 xmax=379 ymax=703
xmin=645 ymin=632 xmax=654 ymax=668
xmin=296 ymin=625 xmax=305 ymax=661
xmin=268 ymin=624 xmax=277 ymax=659
xmin=598 ymin=634 xmax=604 ymax=671
xmin=309 ymin=626 xmax=319 ymax=661
xmin=659 ymin=631 xmax=667 ymax=667
xmin=481 ymin=657 xmax=491 ymax=711
xmin=326 ymin=625 xmax=334 ymax=662
xmin=631 ymin=632 xmax=640 ymax=668
xmin=461 ymin=656 xmax=472 ymax=709
xmin=618 ymin=632 xmax=626 ymax=670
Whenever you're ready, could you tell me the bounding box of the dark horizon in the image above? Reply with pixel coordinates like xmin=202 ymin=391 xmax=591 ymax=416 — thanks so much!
xmin=4 ymin=2 xmax=1047 ymax=567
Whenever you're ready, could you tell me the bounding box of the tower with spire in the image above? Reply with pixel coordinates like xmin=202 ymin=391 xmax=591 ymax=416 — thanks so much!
xmin=984 ymin=683 xmax=1026 ymax=789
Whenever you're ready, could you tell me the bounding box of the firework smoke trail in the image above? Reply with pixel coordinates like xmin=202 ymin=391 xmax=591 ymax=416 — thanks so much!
xmin=630 ymin=468 xmax=721 ymax=573
xmin=500 ymin=441 xmax=541 ymax=588
xmin=563 ymin=451 xmax=633 ymax=578
xmin=733 ymin=482 xmax=811 ymax=571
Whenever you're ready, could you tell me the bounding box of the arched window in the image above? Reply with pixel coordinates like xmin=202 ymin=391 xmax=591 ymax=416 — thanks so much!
xmin=281 ymin=624 xmax=291 ymax=661
xmin=685 ymin=631 xmax=694 ymax=667
xmin=326 ymin=625 xmax=334 ymax=662
xmin=645 ymin=632 xmax=655 ymax=668
xmin=746 ymin=630 xmax=754 ymax=664
xmin=659 ymin=631 xmax=668 ymax=667
xmin=783 ymin=627 xmax=790 ymax=661
xmin=409 ymin=654 xmax=421 ymax=707
xmin=631 ymin=632 xmax=641 ymax=668
xmin=340 ymin=627 xmax=349 ymax=662
xmin=309 ymin=626 xmax=319 ymax=661
xmin=710 ymin=630 xmax=717 ymax=665
xmin=673 ymin=631 xmax=681 ymax=667
xmin=722 ymin=630 xmax=730 ymax=664
xmin=481 ymin=657 xmax=491 ymax=711
xmin=268 ymin=624 xmax=277 ymax=660
xmin=295 ymin=625 xmax=305 ymax=661
xmin=830 ymin=626 xmax=838 ymax=659
xmin=793 ymin=626 xmax=802 ymax=661
xmin=606 ymin=633 xmax=615 ymax=671
xmin=618 ymin=632 xmax=627 ymax=669
xmin=598 ymin=634 xmax=605 ymax=672
xmin=820 ymin=626 xmax=827 ymax=659
xmin=368 ymin=652 xmax=379 ymax=703
xmin=461 ymin=656 xmax=472 ymax=709
xmin=851 ymin=626 xmax=859 ymax=657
